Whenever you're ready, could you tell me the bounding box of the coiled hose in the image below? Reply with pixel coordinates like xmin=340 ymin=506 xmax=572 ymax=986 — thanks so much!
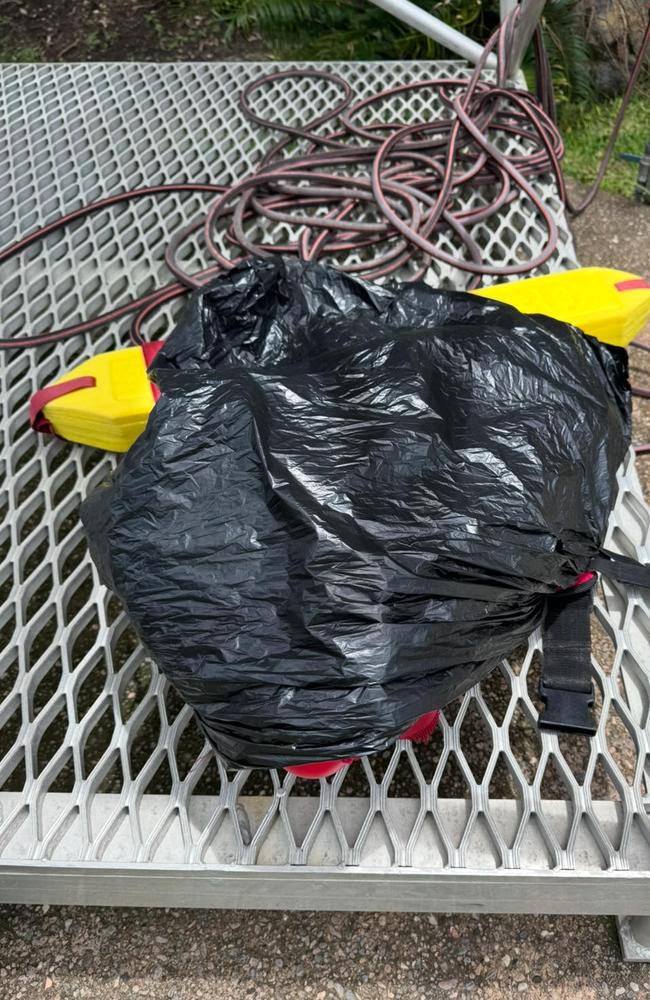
xmin=0 ymin=7 xmax=648 ymax=378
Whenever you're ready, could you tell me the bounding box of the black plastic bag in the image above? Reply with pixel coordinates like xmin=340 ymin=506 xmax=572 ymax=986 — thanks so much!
xmin=81 ymin=258 xmax=630 ymax=768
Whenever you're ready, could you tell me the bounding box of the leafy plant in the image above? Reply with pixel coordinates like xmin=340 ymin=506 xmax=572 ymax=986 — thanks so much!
xmin=211 ymin=0 xmax=594 ymax=104
xmin=84 ymin=27 xmax=119 ymax=53
xmin=0 ymin=15 xmax=42 ymax=62
xmin=535 ymin=0 xmax=593 ymax=106
xmin=212 ymin=0 xmax=491 ymax=61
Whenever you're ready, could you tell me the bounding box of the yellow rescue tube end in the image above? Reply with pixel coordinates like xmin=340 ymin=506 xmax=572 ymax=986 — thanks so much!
xmin=29 ymin=341 xmax=162 ymax=452
xmin=472 ymin=267 xmax=650 ymax=347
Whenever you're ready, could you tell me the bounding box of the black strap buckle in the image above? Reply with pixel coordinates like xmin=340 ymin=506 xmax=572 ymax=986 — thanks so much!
xmin=538 ymin=582 xmax=597 ymax=737
xmin=538 ymin=681 xmax=597 ymax=736
xmin=537 ymin=543 xmax=650 ymax=738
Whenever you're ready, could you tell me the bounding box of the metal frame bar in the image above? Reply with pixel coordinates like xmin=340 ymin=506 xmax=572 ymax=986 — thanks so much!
xmin=366 ymin=0 xmax=548 ymax=78
xmin=1 ymin=794 xmax=649 ymax=912
xmin=617 ymin=917 xmax=650 ymax=961
xmin=3 ymin=864 xmax=650 ymax=913
xmin=506 ymin=0 xmax=547 ymax=78
xmin=366 ymin=0 xmax=497 ymax=66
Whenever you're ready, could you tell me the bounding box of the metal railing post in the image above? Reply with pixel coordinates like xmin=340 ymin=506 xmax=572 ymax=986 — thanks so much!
xmin=366 ymin=0 xmax=497 ymax=67
xmin=617 ymin=916 xmax=650 ymax=962
xmin=506 ymin=0 xmax=547 ymax=78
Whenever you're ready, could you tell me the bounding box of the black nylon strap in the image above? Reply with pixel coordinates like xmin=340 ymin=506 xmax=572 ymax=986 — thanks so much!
xmin=537 ymin=547 xmax=650 ymax=737
xmin=592 ymin=548 xmax=650 ymax=589
xmin=539 ymin=585 xmax=597 ymax=737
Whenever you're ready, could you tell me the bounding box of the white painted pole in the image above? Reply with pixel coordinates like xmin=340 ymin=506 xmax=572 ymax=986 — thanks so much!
xmin=366 ymin=0 xmax=498 ymax=67
xmin=506 ymin=0 xmax=547 ymax=77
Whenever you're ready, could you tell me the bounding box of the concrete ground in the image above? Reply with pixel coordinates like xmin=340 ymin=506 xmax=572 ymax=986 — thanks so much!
xmin=0 ymin=907 xmax=647 ymax=1000
xmin=1 ymin=188 xmax=649 ymax=999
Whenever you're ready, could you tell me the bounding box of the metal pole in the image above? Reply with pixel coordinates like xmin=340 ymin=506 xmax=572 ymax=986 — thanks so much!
xmin=506 ymin=0 xmax=547 ymax=78
xmin=617 ymin=916 xmax=650 ymax=962
xmin=366 ymin=0 xmax=497 ymax=68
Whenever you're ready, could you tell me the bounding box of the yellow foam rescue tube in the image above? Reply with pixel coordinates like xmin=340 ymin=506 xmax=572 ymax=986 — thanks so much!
xmin=29 ymin=267 xmax=650 ymax=453
xmin=473 ymin=267 xmax=650 ymax=347
xmin=29 ymin=341 xmax=162 ymax=453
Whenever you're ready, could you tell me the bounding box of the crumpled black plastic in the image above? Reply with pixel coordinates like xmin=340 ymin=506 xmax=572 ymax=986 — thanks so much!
xmin=81 ymin=257 xmax=631 ymax=768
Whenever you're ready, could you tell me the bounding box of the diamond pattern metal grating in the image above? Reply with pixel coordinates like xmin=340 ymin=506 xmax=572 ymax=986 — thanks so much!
xmin=0 ymin=61 xmax=649 ymax=910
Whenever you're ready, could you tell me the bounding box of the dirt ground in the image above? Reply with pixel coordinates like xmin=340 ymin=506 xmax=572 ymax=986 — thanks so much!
xmin=0 ymin=191 xmax=649 ymax=1000
xmin=0 ymin=907 xmax=647 ymax=1000
xmin=568 ymin=181 xmax=650 ymax=500
xmin=1 ymin=0 xmax=267 ymax=62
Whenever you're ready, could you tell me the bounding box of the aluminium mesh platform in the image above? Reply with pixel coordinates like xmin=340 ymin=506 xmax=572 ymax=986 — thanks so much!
xmin=0 ymin=60 xmax=649 ymax=913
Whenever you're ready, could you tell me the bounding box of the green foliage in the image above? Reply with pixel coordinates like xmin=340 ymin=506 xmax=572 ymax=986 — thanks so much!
xmin=84 ymin=27 xmax=119 ymax=53
xmin=212 ymin=0 xmax=491 ymax=61
xmin=0 ymin=44 xmax=41 ymax=63
xmin=144 ymin=10 xmax=170 ymax=46
xmin=0 ymin=16 xmax=41 ymax=62
xmin=142 ymin=2 xmax=221 ymax=55
xmin=535 ymin=0 xmax=593 ymax=106
xmin=212 ymin=0 xmax=593 ymax=104
xmin=560 ymin=93 xmax=650 ymax=197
